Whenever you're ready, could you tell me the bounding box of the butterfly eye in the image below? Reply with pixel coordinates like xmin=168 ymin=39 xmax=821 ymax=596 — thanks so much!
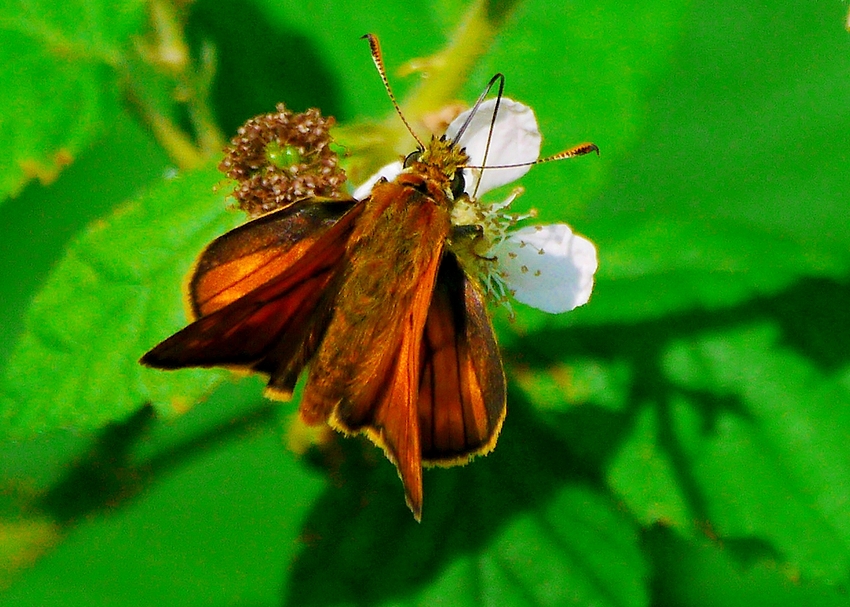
xmin=404 ymin=150 xmax=422 ymax=168
xmin=450 ymin=169 xmax=466 ymax=198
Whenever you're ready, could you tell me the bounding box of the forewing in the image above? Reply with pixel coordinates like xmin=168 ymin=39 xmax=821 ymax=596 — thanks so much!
xmin=190 ymin=199 xmax=355 ymax=317
xmin=141 ymin=200 xmax=363 ymax=395
xmin=418 ymin=253 xmax=506 ymax=465
xmin=300 ymin=181 xmax=451 ymax=519
xmin=364 ymin=273 xmax=435 ymax=520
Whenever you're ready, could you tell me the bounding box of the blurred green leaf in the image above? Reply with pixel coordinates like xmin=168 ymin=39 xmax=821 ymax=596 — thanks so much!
xmin=588 ymin=2 xmax=850 ymax=250
xmin=499 ymin=0 xmax=850 ymax=333
xmin=245 ymin=0 xmax=446 ymax=121
xmin=472 ymin=0 xmax=691 ymax=206
xmin=0 ymin=0 xmax=147 ymax=199
xmin=0 ymin=166 xmax=240 ymax=438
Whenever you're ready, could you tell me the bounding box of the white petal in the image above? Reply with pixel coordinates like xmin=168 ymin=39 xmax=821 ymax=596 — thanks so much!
xmin=352 ymin=161 xmax=403 ymax=200
xmin=445 ymin=98 xmax=541 ymax=196
xmin=491 ymin=224 xmax=598 ymax=313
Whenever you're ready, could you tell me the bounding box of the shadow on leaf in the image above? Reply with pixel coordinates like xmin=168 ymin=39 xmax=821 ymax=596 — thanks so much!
xmin=38 ymin=400 xmax=277 ymax=525
xmin=283 ymin=394 xmax=602 ymax=606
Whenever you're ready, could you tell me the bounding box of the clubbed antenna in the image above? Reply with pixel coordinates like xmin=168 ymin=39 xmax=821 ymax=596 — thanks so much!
xmin=462 ymin=142 xmax=600 ymax=171
xmin=362 ymin=34 xmax=424 ymax=148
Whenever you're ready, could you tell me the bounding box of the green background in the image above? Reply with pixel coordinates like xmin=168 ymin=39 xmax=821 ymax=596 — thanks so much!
xmin=1 ymin=0 xmax=849 ymax=605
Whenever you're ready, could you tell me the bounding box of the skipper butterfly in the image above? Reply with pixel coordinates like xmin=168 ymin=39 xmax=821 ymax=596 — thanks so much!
xmin=142 ymin=34 xmax=598 ymax=519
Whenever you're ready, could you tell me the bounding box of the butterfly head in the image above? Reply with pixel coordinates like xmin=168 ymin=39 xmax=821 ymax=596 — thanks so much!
xmin=402 ymin=135 xmax=470 ymax=201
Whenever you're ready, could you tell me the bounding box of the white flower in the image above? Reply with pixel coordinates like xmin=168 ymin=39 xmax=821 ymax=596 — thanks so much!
xmin=355 ymin=98 xmax=597 ymax=314
xmin=489 ymin=224 xmax=597 ymax=313
xmin=445 ymin=98 xmax=541 ymax=195
xmin=352 ymin=161 xmax=402 ymax=200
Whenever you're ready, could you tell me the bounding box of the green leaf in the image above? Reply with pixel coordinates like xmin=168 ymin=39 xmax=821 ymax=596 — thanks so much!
xmin=646 ymin=526 xmax=850 ymax=607
xmin=607 ymin=403 xmax=694 ymax=529
xmin=0 ymin=166 xmax=241 ymax=439
xmin=513 ymin=357 xmax=633 ymax=413
xmin=286 ymin=410 xmax=648 ymax=607
xmin=605 ymin=321 xmax=850 ymax=584
xmin=203 ymin=0 xmax=446 ymax=132
xmin=658 ymin=323 xmax=850 ymax=584
xmin=0 ymin=109 xmax=171 ymax=372
xmin=499 ymin=215 xmax=850 ymax=338
xmin=587 ymin=3 xmax=850 ymax=251
xmin=0 ymin=0 xmax=147 ymax=199
xmin=471 ymin=0 xmax=692 ymax=210
xmin=527 ymin=279 xmax=850 ymax=587
xmin=493 ymin=1 xmax=850 ymax=332
xmin=588 ymin=218 xmax=849 ymax=324
xmin=0 ymin=382 xmax=326 ymax=605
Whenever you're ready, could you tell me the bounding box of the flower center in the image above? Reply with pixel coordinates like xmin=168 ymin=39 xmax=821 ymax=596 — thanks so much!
xmin=448 ymin=187 xmax=531 ymax=307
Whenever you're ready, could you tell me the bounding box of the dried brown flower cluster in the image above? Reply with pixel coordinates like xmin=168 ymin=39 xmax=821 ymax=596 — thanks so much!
xmin=219 ymin=104 xmax=347 ymax=217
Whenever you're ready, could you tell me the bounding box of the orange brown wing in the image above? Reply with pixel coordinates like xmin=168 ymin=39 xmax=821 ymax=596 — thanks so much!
xmin=297 ymin=180 xmax=451 ymax=520
xmin=190 ymin=198 xmax=356 ymax=317
xmin=418 ymin=253 xmax=506 ymax=465
xmin=356 ymin=266 xmax=436 ymax=521
xmin=306 ymin=235 xmax=443 ymax=521
xmin=141 ymin=199 xmax=362 ymax=398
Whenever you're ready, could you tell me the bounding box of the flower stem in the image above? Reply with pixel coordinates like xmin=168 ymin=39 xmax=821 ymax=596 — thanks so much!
xmin=126 ymin=0 xmax=225 ymax=170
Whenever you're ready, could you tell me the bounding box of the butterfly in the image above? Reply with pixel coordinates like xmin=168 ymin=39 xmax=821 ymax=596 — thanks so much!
xmin=141 ymin=34 xmax=599 ymax=520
